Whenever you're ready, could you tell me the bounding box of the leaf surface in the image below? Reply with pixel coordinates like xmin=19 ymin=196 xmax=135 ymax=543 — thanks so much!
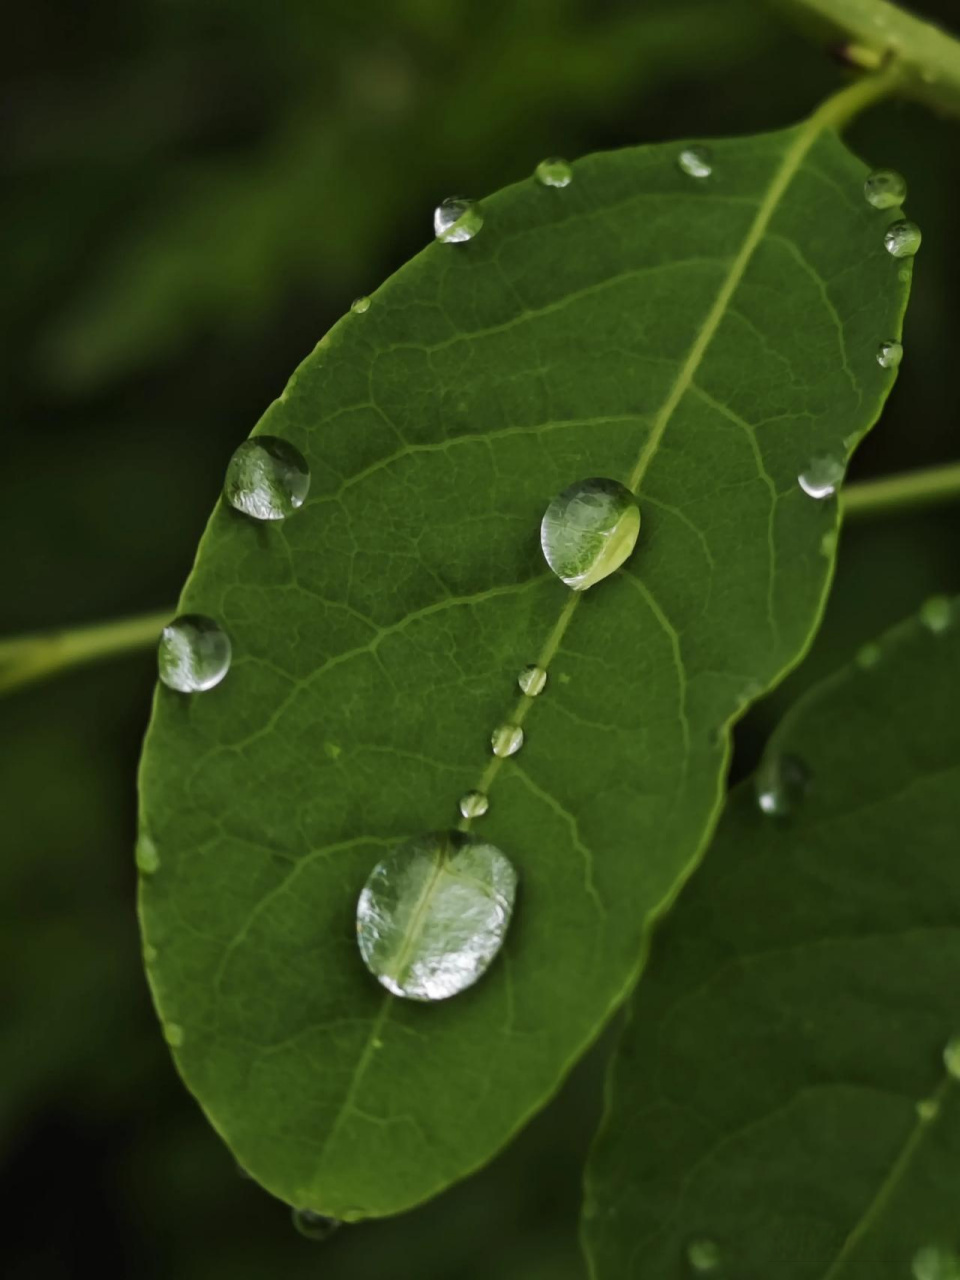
xmin=138 ymin=117 xmax=910 ymax=1216
xmin=584 ymin=600 xmax=960 ymax=1278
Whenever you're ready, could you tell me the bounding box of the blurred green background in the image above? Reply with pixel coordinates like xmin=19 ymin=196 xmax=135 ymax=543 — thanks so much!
xmin=3 ymin=1 xmax=959 ymax=1276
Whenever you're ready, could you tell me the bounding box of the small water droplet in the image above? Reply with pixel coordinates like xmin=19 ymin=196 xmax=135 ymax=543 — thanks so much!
xmin=518 ymin=664 xmax=547 ymax=697
xmin=491 ymin=723 xmax=524 ymax=758
xmin=164 ymin=1023 xmax=184 ymax=1047
xmin=292 ymin=1208 xmax=342 ymax=1242
xmin=143 ymin=944 xmax=158 ymax=964
xmin=356 ymin=830 xmax=517 ymax=1001
xmin=535 ymin=157 xmax=572 ymax=188
xmin=136 ymin=834 xmax=160 ymax=875
xmin=433 ymin=197 xmax=483 ymax=244
xmin=755 ymin=753 xmax=810 ymax=817
xmin=798 ymin=455 xmax=845 ymax=500
xmin=884 ymin=220 xmax=922 ymax=258
xmin=820 ymin=529 xmax=838 ymax=558
xmin=877 ymin=339 xmax=903 ymax=369
xmin=917 ymin=1097 xmax=940 ymax=1122
xmin=687 ymin=1238 xmax=721 ymax=1272
xmin=158 ymin=615 xmax=231 ymax=693
xmin=863 ymin=169 xmax=907 ymax=209
xmin=913 ymin=1245 xmax=960 ymax=1280
xmin=350 ymin=296 xmax=371 ymax=314
xmin=943 ymin=1036 xmax=960 ymax=1079
xmin=224 ymin=436 xmax=310 ymax=521
xmin=856 ymin=642 xmax=881 ymax=670
xmin=677 ymin=146 xmax=713 ymax=179
xmin=920 ymin=595 xmax=952 ymax=634
xmin=541 ymin=477 xmax=641 ymax=590
xmin=459 ymin=789 xmax=489 ymax=819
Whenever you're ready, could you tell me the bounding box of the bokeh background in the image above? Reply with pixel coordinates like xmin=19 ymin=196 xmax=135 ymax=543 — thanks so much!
xmin=3 ymin=2 xmax=959 ymax=1276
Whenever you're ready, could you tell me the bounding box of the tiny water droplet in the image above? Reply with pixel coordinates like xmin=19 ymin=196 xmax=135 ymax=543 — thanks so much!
xmin=863 ymin=169 xmax=907 ymax=209
xmin=541 ymin=477 xmax=641 ymax=590
xmin=917 ymin=1097 xmax=940 ymax=1122
xmin=136 ymin=834 xmax=160 ymax=875
xmin=292 ymin=1208 xmax=342 ymax=1243
xmin=913 ymin=1245 xmax=960 ymax=1280
xmin=350 ymin=296 xmax=371 ymax=314
xmin=224 ymin=436 xmax=310 ymax=521
xmin=433 ymin=197 xmax=483 ymax=244
xmin=877 ymin=339 xmax=903 ymax=369
xmin=687 ymin=1239 xmax=721 ymax=1272
xmin=798 ymin=455 xmax=845 ymax=501
xmin=856 ymin=642 xmax=881 ymax=670
xmin=491 ymin=723 xmax=524 ymax=758
xmin=356 ymin=830 xmax=517 ymax=1001
xmin=755 ymin=753 xmax=810 ymax=817
xmin=884 ymin=220 xmax=922 ymax=258
xmin=459 ymin=789 xmax=489 ymax=819
xmin=820 ymin=529 xmax=838 ymax=558
xmin=920 ymin=595 xmax=952 ymax=634
xmin=143 ymin=944 xmax=158 ymax=964
xmin=677 ymin=146 xmax=713 ymax=179
xmin=535 ymin=157 xmax=572 ymax=188
xmin=943 ymin=1036 xmax=960 ymax=1079
xmin=164 ymin=1023 xmax=184 ymax=1047
xmin=158 ymin=615 xmax=231 ymax=693
xmin=518 ymin=664 xmax=547 ymax=697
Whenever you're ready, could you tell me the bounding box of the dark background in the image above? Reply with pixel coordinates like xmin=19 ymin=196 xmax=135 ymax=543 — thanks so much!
xmin=2 ymin=2 xmax=959 ymax=1276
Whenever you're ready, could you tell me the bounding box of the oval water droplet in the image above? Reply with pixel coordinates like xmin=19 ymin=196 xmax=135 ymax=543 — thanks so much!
xmin=350 ymin=295 xmax=371 ymax=314
xmin=292 ymin=1208 xmax=342 ymax=1242
xmin=755 ymin=753 xmax=810 ymax=817
xmin=136 ymin=834 xmax=160 ymax=875
xmin=356 ymin=830 xmax=517 ymax=1001
xmin=518 ymin=664 xmax=547 ymax=697
xmin=913 ymin=1245 xmax=960 ymax=1280
xmin=920 ymin=595 xmax=952 ymax=634
xmin=143 ymin=943 xmax=158 ymax=964
xmin=541 ymin=477 xmax=640 ymax=590
xmin=491 ymin=723 xmax=524 ymax=758
xmin=164 ymin=1023 xmax=184 ymax=1047
xmin=677 ymin=146 xmax=712 ymax=179
xmin=863 ymin=169 xmax=907 ymax=209
xmin=459 ymin=789 xmax=489 ymax=819
xmin=884 ymin=220 xmax=922 ymax=258
xmin=433 ymin=197 xmax=483 ymax=244
xmin=877 ymin=339 xmax=903 ymax=369
xmin=158 ymin=615 xmax=231 ymax=693
xmin=687 ymin=1239 xmax=721 ymax=1272
xmin=798 ymin=455 xmax=845 ymax=501
xmin=224 ymin=436 xmax=310 ymax=522
xmin=535 ymin=157 xmax=572 ymax=188
xmin=856 ymin=642 xmax=881 ymax=670
xmin=917 ymin=1097 xmax=939 ymax=1122
xmin=943 ymin=1035 xmax=960 ymax=1080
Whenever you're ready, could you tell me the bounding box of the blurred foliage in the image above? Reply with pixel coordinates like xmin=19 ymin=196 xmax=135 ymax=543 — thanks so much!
xmin=2 ymin=0 xmax=959 ymax=1276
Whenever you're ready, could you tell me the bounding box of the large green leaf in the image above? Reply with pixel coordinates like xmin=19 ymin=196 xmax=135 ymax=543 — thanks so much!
xmin=584 ymin=598 xmax=960 ymax=1278
xmin=138 ymin=111 xmax=910 ymax=1217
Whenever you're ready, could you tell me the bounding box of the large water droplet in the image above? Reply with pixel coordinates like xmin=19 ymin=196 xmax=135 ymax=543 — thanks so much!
xmin=535 ymin=157 xmax=572 ymax=188
xmin=292 ymin=1208 xmax=342 ymax=1242
xmin=877 ymin=339 xmax=903 ymax=369
xmin=755 ymin=753 xmax=810 ymax=817
xmin=433 ymin=197 xmax=483 ymax=244
xmin=459 ymin=789 xmax=489 ymax=819
xmin=920 ymin=595 xmax=952 ymax=634
xmin=224 ymin=436 xmax=310 ymax=522
xmin=913 ymin=1245 xmax=960 ymax=1280
xmin=863 ymin=169 xmax=907 ymax=209
xmin=136 ymin=834 xmax=160 ymax=875
xmin=798 ymin=455 xmax=845 ymax=500
xmin=518 ymin=663 xmax=547 ymax=697
xmin=677 ymin=146 xmax=712 ymax=179
xmin=350 ymin=296 xmax=371 ymax=314
xmin=491 ymin=723 xmax=524 ymax=758
xmin=687 ymin=1239 xmax=721 ymax=1272
xmin=158 ymin=616 xmax=231 ymax=693
xmin=356 ymin=830 xmax=517 ymax=1001
xmin=884 ymin=220 xmax=922 ymax=258
xmin=541 ymin=477 xmax=641 ymax=590
xmin=943 ymin=1036 xmax=960 ymax=1079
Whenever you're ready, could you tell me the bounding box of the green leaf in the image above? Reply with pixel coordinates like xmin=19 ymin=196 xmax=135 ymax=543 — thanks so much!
xmin=138 ymin=103 xmax=910 ymax=1218
xmin=584 ymin=599 xmax=960 ymax=1278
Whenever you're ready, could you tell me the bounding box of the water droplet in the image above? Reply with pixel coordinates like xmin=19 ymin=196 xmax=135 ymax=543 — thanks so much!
xmin=541 ymin=477 xmax=641 ymax=590
xmin=920 ymin=595 xmax=952 ymax=634
xmin=459 ymin=789 xmax=489 ymax=819
xmin=820 ymin=529 xmax=838 ymax=558
xmin=535 ymin=157 xmax=572 ymax=188
xmin=864 ymin=169 xmax=907 ymax=209
xmin=164 ymin=1023 xmax=184 ymax=1047
xmin=158 ymin=615 xmax=231 ymax=693
xmin=292 ymin=1208 xmax=342 ymax=1243
xmin=917 ymin=1097 xmax=940 ymax=1122
xmin=518 ymin=664 xmax=547 ymax=697
xmin=143 ymin=944 xmax=158 ymax=964
xmin=433 ymin=197 xmax=483 ymax=244
xmin=856 ymin=642 xmax=881 ymax=670
xmin=677 ymin=146 xmax=712 ymax=179
xmin=798 ymin=455 xmax=845 ymax=501
xmin=136 ymin=834 xmax=160 ymax=875
xmin=884 ymin=220 xmax=922 ymax=258
xmin=877 ymin=339 xmax=903 ymax=369
xmin=224 ymin=436 xmax=310 ymax=521
xmin=687 ymin=1239 xmax=721 ymax=1272
xmin=913 ymin=1245 xmax=960 ymax=1280
xmin=491 ymin=723 xmax=524 ymax=758
xmin=350 ymin=296 xmax=371 ymax=314
xmin=755 ymin=753 xmax=810 ymax=817
xmin=356 ymin=830 xmax=517 ymax=1001
xmin=943 ymin=1036 xmax=960 ymax=1079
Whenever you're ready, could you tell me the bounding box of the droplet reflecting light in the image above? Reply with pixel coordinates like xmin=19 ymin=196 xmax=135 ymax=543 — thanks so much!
xmin=541 ymin=477 xmax=641 ymax=590
xmin=224 ymin=436 xmax=310 ymax=521
xmin=158 ymin=616 xmax=231 ymax=693
xmin=433 ymin=197 xmax=483 ymax=244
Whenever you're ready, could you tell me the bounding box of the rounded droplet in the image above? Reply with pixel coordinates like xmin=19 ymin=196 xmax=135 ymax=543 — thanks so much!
xmin=943 ymin=1036 xmax=960 ymax=1079
xmin=158 ymin=615 xmax=231 ymax=693
xmin=541 ymin=477 xmax=641 ymax=590
xmin=798 ymin=455 xmax=845 ymax=501
xmin=917 ymin=1097 xmax=940 ymax=1122
xmin=877 ymin=339 xmax=903 ymax=369
xmin=143 ymin=944 xmax=158 ymax=964
xmin=678 ymin=146 xmax=712 ymax=179
xmin=292 ymin=1208 xmax=342 ymax=1243
xmin=856 ymin=642 xmax=881 ymax=670
xmin=224 ymin=436 xmax=310 ymax=521
xmin=459 ymin=789 xmax=489 ymax=819
xmin=920 ymin=595 xmax=952 ymax=634
xmin=687 ymin=1239 xmax=721 ymax=1273
xmin=535 ymin=157 xmax=573 ymax=188
xmin=350 ymin=295 xmax=371 ymax=314
xmin=356 ymin=830 xmax=518 ymax=1001
xmin=136 ymin=834 xmax=160 ymax=875
xmin=491 ymin=723 xmax=524 ymax=758
xmin=884 ymin=220 xmax=922 ymax=258
xmin=518 ymin=664 xmax=547 ymax=697
xmin=433 ymin=197 xmax=483 ymax=244
xmin=913 ymin=1245 xmax=960 ymax=1280
xmin=863 ymin=169 xmax=907 ymax=209
xmin=164 ymin=1023 xmax=184 ymax=1047
xmin=755 ymin=753 xmax=810 ymax=817
xmin=820 ymin=529 xmax=838 ymax=558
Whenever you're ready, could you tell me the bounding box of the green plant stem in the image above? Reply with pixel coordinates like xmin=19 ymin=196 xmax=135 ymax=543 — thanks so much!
xmin=0 ymin=609 xmax=172 ymax=697
xmin=842 ymin=461 xmax=960 ymax=521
